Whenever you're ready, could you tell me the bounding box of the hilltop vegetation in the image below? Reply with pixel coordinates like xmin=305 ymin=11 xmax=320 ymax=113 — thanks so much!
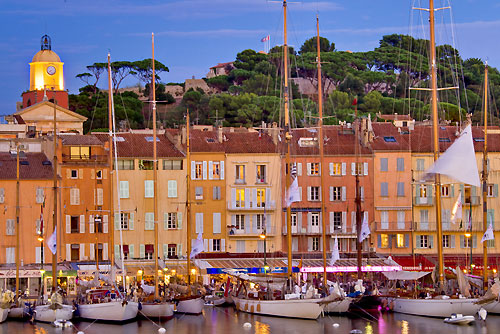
xmin=69 ymin=34 xmax=500 ymax=132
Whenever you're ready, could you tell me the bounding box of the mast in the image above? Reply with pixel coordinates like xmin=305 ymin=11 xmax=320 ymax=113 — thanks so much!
xmin=107 ymin=54 xmax=115 ymax=272
xmin=316 ymin=15 xmax=328 ymax=290
xmin=482 ymin=63 xmax=488 ymax=290
xmin=151 ymin=33 xmax=160 ymax=299
xmin=186 ymin=111 xmax=192 ymax=287
xmin=52 ymin=91 xmax=58 ymax=292
xmin=428 ymin=0 xmax=444 ymax=287
xmin=15 ymin=143 xmax=20 ymax=300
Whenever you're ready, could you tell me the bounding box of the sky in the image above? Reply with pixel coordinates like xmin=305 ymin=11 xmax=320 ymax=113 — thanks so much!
xmin=1 ymin=0 xmax=499 ymax=114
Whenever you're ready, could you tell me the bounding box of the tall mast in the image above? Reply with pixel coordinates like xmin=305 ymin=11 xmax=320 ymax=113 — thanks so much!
xmin=52 ymin=91 xmax=58 ymax=292
xmin=186 ymin=111 xmax=192 ymax=287
xmin=107 ymin=55 xmax=115 ymax=273
xmin=15 ymin=143 xmax=20 ymax=300
xmin=428 ymin=0 xmax=444 ymax=287
xmin=482 ymin=63 xmax=489 ymax=290
xmin=151 ymin=33 xmax=160 ymax=299
xmin=316 ymin=15 xmax=328 ymax=290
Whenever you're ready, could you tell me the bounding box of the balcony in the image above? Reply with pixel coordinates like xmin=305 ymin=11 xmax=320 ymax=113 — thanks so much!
xmin=465 ymin=196 xmax=480 ymax=206
xmin=413 ymin=196 xmax=433 ymax=206
xmin=227 ymin=200 xmax=276 ymax=211
xmin=62 ymin=154 xmax=107 ymax=164
xmin=282 ymin=224 xmax=355 ymax=235
xmin=374 ymin=221 xmax=411 ymax=232
xmin=227 ymin=225 xmax=276 ymax=237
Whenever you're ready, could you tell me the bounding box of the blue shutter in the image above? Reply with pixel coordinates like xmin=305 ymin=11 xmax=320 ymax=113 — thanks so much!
xmin=404 ymin=234 xmax=410 ymax=248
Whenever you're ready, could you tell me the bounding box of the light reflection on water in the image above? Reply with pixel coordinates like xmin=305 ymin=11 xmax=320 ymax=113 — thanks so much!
xmin=0 ymin=307 xmax=499 ymax=333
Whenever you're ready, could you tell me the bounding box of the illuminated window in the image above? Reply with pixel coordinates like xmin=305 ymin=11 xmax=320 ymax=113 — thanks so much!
xmin=212 ymin=161 xmax=221 ymax=180
xmin=309 ymin=162 xmax=320 ymax=176
xmin=70 ymin=146 xmax=90 ymax=160
xmin=396 ymin=234 xmax=405 ymax=248
xmin=195 ymin=162 xmax=203 ymax=179
xmin=380 ymin=234 xmax=389 ymax=248
xmin=256 ymin=188 xmax=266 ymax=207
xmin=236 ymin=189 xmax=245 ymax=207
xmin=235 ymin=165 xmax=245 ymax=183
xmin=331 ymin=163 xmax=341 ymax=176
xmin=256 ymin=165 xmax=266 ymax=183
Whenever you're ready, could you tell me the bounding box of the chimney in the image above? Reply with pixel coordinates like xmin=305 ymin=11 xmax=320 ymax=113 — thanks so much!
xmin=271 ymin=122 xmax=279 ymax=145
xmin=217 ymin=125 xmax=223 ymax=143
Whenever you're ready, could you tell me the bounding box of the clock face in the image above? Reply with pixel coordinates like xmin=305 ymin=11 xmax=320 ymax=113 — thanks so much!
xmin=47 ymin=65 xmax=56 ymax=76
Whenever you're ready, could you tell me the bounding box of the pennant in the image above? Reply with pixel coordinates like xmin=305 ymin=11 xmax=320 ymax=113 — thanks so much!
xmin=450 ymin=190 xmax=462 ymax=224
xmin=425 ymin=125 xmax=481 ymax=187
xmin=329 ymin=236 xmax=340 ymax=266
xmin=39 ymin=203 xmax=44 ymax=235
xmin=359 ymin=214 xmax=370 ymax=242
xmin=47 ymin=228 xmax=57 ymax=255
xmin=190 ymin=233 xmax=204 ymax=259
xmin=482 ymin=224 xmax=494 ymax=243
xmin=261 ymin=35 xmax=270 ymax=42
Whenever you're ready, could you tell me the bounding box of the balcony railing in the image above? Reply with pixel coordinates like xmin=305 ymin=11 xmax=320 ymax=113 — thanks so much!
xmin=62 ymin=154 xmax=107 ymax=163
xmin=374 ymin=221 xmax=411 ymax=231
xmin=282 ymin=224 xmax=355 ymax=235
xmin=413 ymin=196 xmax=434 ymax=206
xmin=227 ymin=225 xmax=276 ymax=237
xmin=227 ymin=200 xmax=276 ymax=211
xmin=465 ymin=196 xmax=481 ymax=206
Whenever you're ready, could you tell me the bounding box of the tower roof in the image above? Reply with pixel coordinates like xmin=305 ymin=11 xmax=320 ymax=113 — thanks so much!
xmin=31 ymin=50 xmax=61 ymax=63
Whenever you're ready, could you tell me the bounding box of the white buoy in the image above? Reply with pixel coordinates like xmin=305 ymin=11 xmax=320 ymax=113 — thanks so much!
xmin=478 ymin=307 xmax=487 ymax=321
xmin=243 ymin=322 xmax=252 ymax=328
xmin=77 ymin=332 xmax=85 ymax=334
xmin=158 ymin=328 xmax=167 ymax=334
xmin=333 ymin=323 xmax=340 ymax=328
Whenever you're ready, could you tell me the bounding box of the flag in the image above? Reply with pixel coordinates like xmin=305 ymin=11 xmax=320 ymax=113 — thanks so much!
xmin=329 ymin=236 xmax=340 ymax=266
xmin=39 ymin=203 xmax=44 ymax=235
xmin=425 ymin=124 xmax=481 ymax=187
xmin=352 ymin=98 xmax=357 ymax=106
xmin=482 ymin=224 xmax=494 ymax=243
xmin=47 ymin=228 xmax=57 ymax=255
xmin=359 ymin=214 xmax=370 ymax=242
xmin=261 ymin=35 xmax=270 ymax=42
xmin=285 ymin=177 xmax=300 ymax=207
xmin=190 ymin=233 xmax=204 ymax=259
xmin=450 ymin=190 xmax=462 ymax=224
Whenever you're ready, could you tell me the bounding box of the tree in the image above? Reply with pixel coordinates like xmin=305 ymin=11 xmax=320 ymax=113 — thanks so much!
xmin=299 ymin=36 xmax=335 ymax=54
xmin=338 ymin=73 xmax=364 ymax=96
xmin=110 ymin=61 xmax=136 ymax=93
xmin=359 ymin=91 xmax=382 ymax=113
xmin=233 ymin=49 xmax=268 ymax=71
xmin=132 ymin=59 xmax=170 ymax=87
xmin=143 ymin=83 xmax=175 ymax=103
xmin=207 ymin=75 xmax=231 ymax=92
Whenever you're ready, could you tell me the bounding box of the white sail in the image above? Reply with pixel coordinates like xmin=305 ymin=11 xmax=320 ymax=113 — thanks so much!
xmin=329 ymin=236 xmax=339 ymax=266
xmin=450 ymin=190 xmax=462 ymax=224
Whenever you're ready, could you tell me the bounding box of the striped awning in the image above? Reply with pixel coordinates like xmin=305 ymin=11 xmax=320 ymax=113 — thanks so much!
xmin=201 ymin=258 xmax=288 ymax=269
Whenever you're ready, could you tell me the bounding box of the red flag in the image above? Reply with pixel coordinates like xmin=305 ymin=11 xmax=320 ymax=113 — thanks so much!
xmin=261 ymin=35 xmax=270 ymax=42
xmin=352 ymin=98 xmax=357 ymax=106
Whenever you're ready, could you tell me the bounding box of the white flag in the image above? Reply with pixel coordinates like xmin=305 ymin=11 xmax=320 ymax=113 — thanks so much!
xmin=450 ymin=190 xmax=463 ymax=224
xmin=190 ymin=233 xmax=204 ymax=259
xmin=482 ymin=224 xmax=494 ymax=243
xmin=359 ymin=214 xmax=370 ymax=242
xmin=329 ymin=236 xmax=340 ymax=266
xmin=425 ymin=124 xmax=480 ymax=187
xmin=47 ymin=228 xmax=57 ymax=255
xmin=285 ymin=177 xmax=300 ymax=207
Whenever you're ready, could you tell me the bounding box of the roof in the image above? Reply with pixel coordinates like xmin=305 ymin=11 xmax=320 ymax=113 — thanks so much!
xmin=14 ymin=101 xmax=87 ymax=121
xmin=210 ymin=62 xmax=233 ymax=69
xmin=378 ymin=114 xmax=413 ymax=121
xmin=370 ymin=122 xmax=411 ymax=151
xmin=94 ymin=133 xmax=184 ymax=158
xmin=60 ymin=134 xmax=103 ymax=146
xmin=0 ymin=152 xmax=53 ymax=180
xmin=188 ymin=129 xmax=277 ymax=154
xmin=31 ymin=50 xmax=61 ymax=63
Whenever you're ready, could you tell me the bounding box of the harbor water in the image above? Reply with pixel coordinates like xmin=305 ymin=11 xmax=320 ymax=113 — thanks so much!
xmin=1 ymin=307 xmax=499 ymax=334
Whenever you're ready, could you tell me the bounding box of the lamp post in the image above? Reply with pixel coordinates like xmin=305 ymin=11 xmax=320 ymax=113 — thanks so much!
xmin=38 ymin=233 xmax=44 ymax=294
xmin=465 ymin=231 xmax=473 ymax=274
xmin=260 ymin=229 xmax=270 ymax=299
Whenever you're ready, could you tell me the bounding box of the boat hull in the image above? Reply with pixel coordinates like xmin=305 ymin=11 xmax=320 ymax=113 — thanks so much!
xmin=78 ymin=301 xmax=138 ymax=322
xmin=391 ymin=298 xmax=480 ymax=318
xmin=8 ymin=306 xmax=28 ymax=319
xmin=323 ymin=298 xmax=352 ymax=314
xmin=482 ymin=300 xmax=500 ymax=314
xmin=0 ymin=308 xmax=8 ymax=323
xmin=214 ymin=296 xmax=234 ymax=307
xmin=233 ymin=297 xmax=322 ymax=320
xmin=140 ymin=302 xmax=174 ymax=319
xmin=34 ymin=304 xmax=73 ymax=323
xmin=175 ymin=297 xmax=204 ymax=315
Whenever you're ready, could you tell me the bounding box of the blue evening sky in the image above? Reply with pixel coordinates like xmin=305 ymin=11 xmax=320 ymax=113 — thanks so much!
xmin=1 ymin=0 xmax=499 ymax=114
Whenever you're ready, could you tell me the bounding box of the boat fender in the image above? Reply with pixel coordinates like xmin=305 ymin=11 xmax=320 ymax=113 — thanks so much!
xmin=158 ymin=328 xmax=166 ymax=334
xmin=350 ymin=330 xmax=362 ymax=334
xmin=333 ymin=323 xmax=340 ymax=328
xmin=243 ymin=322 xmax=252 ymax=328
xmin=138 ymin=302 xmax=143 ymax=310
xmin=74 ymin=303 xmax=80 ymax=317
xmin=77 ymin=331 xmax=85 ymax=334
xmin=478 ymin=308 xmax=487 ymax=321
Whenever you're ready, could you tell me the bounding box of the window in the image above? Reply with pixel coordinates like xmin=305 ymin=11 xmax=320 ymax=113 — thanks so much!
xmin=380 ymin=158 xmax=388 ymax=172
xmin=5 ymin=247 xmax=14 ymax=264
xmin=439 ymin=138 xmax=451 ymax=142
xmin=419 ymin=185 xmax=428 ymax=198
xmin=291 ymin=213 xmax=298 ymax=232
xmin=71 ymin=244 xmax=80 ymax=261
xmin=167 ymin=244 xmax=177 ymax=258
xmin=418 ymin=235 xmax=429 ymax=248
xmin=256 ymin=165 xmax=266 ymax=183
xmin=145 ymin=136 xmax=160 ymax=142
xmin=235 ymin=165 xmax=245 ymax=183
xmin=331 ymin=162 xmax=341 ymax=176
xmin=256 ymin=214 xmax=265 ymax=231
xmin=352 ymin=162 xmax=363 ymax=175
xmin=381 ymin=211 xmax=389 ymax=229
xmin=145 ymin=213 xmax=154 ymax=230
xmin=397 ymin=182 xmax=405 ymax=197
xmin=487 ymin=184 xmax=497 ymax=197
xmin=0 ymin=188 xmax=4 ymax=203
xmin=71 ymin=216 xmax=79 ymax=233
xmin=145 ymin=244 xmax=154 ymax=260
xmin=397 ymin=158 xmax=405 ymax=171
xmin=333 ymin=212 xmax=342 ymax=231
xmin=96 ymin=170 xmax=103 ymax=179
xmin=308 ymin=162 xmax=320 ymax=176
xmin=256 ymin=188 xmax=266 ymax=207
xmin=168 ymin=180 xmax=177 ymax=198
xmin=195 ymin=162 xmax=203 ymax=179
xmin=212 ymin=239 xmax=221 ymax=252
xmin=397 ymin=211 xmax=405 ymax=229
xmin=144 ymin=180 xmax=154 ymax=198
xmin=309 ymin=186 xmax=320 ymax=201
xmin=420 ymin=210 xmax=429 ymax=230
xmin=487 ymin=239 xmax=495 ymax=248
xmin=195 ymin=186 xmax=203 ymax=200
xmin=120 ymin=213 xmax=129 ymax=230
xmin=311 ymin=212 xmax=319 ymax=230
xmin=139 ymin=160 xmax=155 ymax=170
xmin=163 ymin=160 xmax=183 ymax=170
xmin=464 ymin=186 xmax=472 ymax=204
xmin=97 ymin=243 xmax=103 ymax=262
xmin=235 ymin=189 xmax=244 ymax=208
xmin=95 ymin=215 xmax=103 ymax=233
xmin=211 ymin=161 xmax=221 ymax=180
xmin=463 ymin=236 xmax=472 ymax=248
xmin=331 ymin=186 xmax=342 ymax=201
xmin=381 ymin=182 xmax=388 ymax=197
xmin=443 ymin=235 xmax=450 ymax=248
xmin=117 ymin=159 xmax=134 ymax=170
xmin=71 ymin=169 xmax=78 ymax=179
xmin=6 ymin=219 xmax=15 ymax=236
xmin=167 ymin=213 xmax=177 ymax=229
xmin=213 ymin=186 xmax=221 ymax=200
xmin=441 ymin=185 xmax=449 ymax=197
xmin=383 ymin=136 xmax=396 ymax=143
xmin=235 ymin=215 xmax=245 ymax=231
xmin=96 ymin=188 xmax=103 ymax=205
xmin=416 ymin=159 xmax=425 ymax=171
xmin=312 ymin=237 xmax=320 ymax=251
xmin=396 ymin=234 xmax=405 ymax=248
xmin=70 ymin=146 xmax=90 ymax=160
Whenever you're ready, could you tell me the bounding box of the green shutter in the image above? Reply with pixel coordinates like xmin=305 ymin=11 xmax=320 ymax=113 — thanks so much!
xmin=494 ymin=184 xmax=498 ymax=197
xmin=115 ymin=245 xmax=120 ymax=260
xmin=140 ymin=244 xmax=145 ymax=259
xmin=129 ymin=244 xmax=135 ymax=259
xmin=450 ymin=184 xmax=455 ymax=197
xmin=177 ymin=212 xmax=183 ymax=230
xmin=129 ymin=212 xmax=134 ymax=230
xmin=429 ymin=235 xmax=434 ymax=249
xmin=114 ymin=213 xmax=120 ymax=230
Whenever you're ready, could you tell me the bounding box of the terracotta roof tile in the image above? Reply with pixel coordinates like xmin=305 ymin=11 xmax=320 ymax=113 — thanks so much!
xmin=60 ymin=134 xmax=103 ymax=146
xmin=94 ymin=133 xmax=184 ymax=158
xmin=0 ymin=152 xmax=53 ymax=180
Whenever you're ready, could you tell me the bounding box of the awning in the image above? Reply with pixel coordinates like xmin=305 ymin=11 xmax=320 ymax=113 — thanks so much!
xmin=382 ymin=271 xmax=431 ymax=280
xmin=200 ymin=258 xmax=296 ymax=274
xmin=299 ymin=258 xmax=401 ymax=273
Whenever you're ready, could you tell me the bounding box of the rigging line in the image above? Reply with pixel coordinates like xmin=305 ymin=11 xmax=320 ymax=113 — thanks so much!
xmin=117 ymin=89 xmax=132 ymax=131
xmin=88 ymin=89 xmax=101 ymax=133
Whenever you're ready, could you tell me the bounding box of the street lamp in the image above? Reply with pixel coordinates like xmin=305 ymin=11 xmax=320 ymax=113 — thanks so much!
xmin=465 ymin=232 xmax=473 ymax=274
xmin=260 ymin=230 xmax=267 ymax=272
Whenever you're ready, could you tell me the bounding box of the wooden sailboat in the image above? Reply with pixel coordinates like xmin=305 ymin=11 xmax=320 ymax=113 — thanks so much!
xmin=77 ymin=52 xmax=139 ymax=323
xmin=390 ymin=0 xmax=480 ymax=318
xmin=233 ymin=0 xmax=323 ymax=320
xmin=139 ymin=33 xmax=174 ymax=320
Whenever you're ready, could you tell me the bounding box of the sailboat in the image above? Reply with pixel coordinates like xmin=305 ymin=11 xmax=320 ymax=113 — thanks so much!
xmin=390 ymin=0 xmax=480 ymax=318
xmin=77 ymin=53 xmax=139 ymax=322
xmin=138 ymin=33 xmax=174 ymax=320
xmin=232 ymin=0 xmax=323 ymax=320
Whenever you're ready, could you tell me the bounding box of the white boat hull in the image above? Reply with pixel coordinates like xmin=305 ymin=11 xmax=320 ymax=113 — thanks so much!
xmin=483 ymin=300 xmax=500 ymax=314
xmin=140 ymin=302 xmax=174 ymax=319
xmin=0 ymin=308 xmax=9 ymax=323
xmin=78 ymin=301 xmax=138 ymax=322
xmin=233 ymin=297 xmax=323 ymax=319
xmin=34 ymin=304 xmax=73 ymax=323
xmin=8 ymin=306 xmax=26 ymax=319
xmin=444 ymin=315 xmax=475 ymax=325
xmin=323 ymin=298 xmax=352 ymax=314
xmin=391 ymin=298 xmax=480 ymax=318
xmin=175 ymin=297 xmax=204 ymax=315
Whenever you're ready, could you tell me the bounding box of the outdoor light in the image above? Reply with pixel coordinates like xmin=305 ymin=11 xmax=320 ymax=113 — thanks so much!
xmin=465 ymin=232 xmax=471 ymax=238
xmin=471 ymin=264 xmax=476 ymax=268
xmin=264 ymin=265 xmax=270 ymax=271
xmin=171 ymin=269 xmax=176 ymax=275
xmin=494 ymin=269 xmax=497 ymax=274
xmin=37 ymin=236 xmax=44 ymax=242
xmin=463 ymin=269 xmax=467 ymax=273
xmin=259 ymin=232 xmax=266 ymax=239
xmin=40 ymin=269 xmax=45 ymax=275
xmin=163 ymin=268 xmax=168 ymax=271
xmin=191 ymin=269 xmax=196 ymax=275
xmin=137 ymin=270 xmax=143 ymax=275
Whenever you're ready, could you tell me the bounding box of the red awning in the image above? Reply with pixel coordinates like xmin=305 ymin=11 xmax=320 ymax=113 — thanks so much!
xmin=391 ymin=255 xmax=436 ymax=271
xmin=145 ymin=244 xmax=154 ymax=253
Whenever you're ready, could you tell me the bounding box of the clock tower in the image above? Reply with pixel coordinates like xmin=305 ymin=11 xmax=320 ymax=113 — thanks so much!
xmin=22 ymin=35 xmax=68 ymax=109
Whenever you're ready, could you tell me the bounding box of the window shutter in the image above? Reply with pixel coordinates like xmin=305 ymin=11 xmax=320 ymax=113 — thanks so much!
xmin=307 ymin=186 xmax=311 ymax=201
xmin=97 ymin=188 xmax=103 ymax=205
xmin=329 ymin=212 xmax=334 ymax=233
xmin=351 ymin=212 xmax=356 ymax=233
xmin=177 ymin=244 xmax=182 ymax=258
xmin=66 ymin=215 xmax=71 ymax=233
xmin=103 ymin=214 xmax=108 ymax=233
xmin=460 ymin=184 xmax=464 ymax=202
xmin=122 ymin=181 xmax=130 ymax=198
xmin=494 ymin=184 xmax=499 ymax=197
xmin=329 ymin=187 xmax=333 ymax=201
xmin=341 ymin=212 xmax=347 ymax=233
xmin=329 ymin=163 xmax=333 ymax=176
xmin=221 ymin=239 xmax=226 ymax=252
xmin=341 ymin=162 xmax=346 ymax=176
xmin=89 ymin=215 xmax=95 ymax=233
xmin=204 ymin=239 xmax=209 ymax=252
xmin=213 ymin=213 xmax=221 ymax=234
xmin=145 ymin=180 xmax=154 ymax=198
xmin=114 ymin=213 xmax=120 ymax=230
xmin=220 ymin=161 xmax=224 ymax=180
xmin=360 ymin=186 xmax=365 ymax=201
xmin=80 ymin=215 xmax=85 ymax=233
xmin=129 ymin=212 xmax=135 ymax=230
xmin=298 ymin=187 xmax=302 ymax=201
xmin=307 ymin=237 xmax=313 ymax=251
xmin=208 ymin=161 xmax=213 ymax=180
xmin=114 ymin=245 xmax=120 ymax=261
xmin=140 ymin=244 xmax=145 ymax=259
xmin=231 ymin=188 xmax=236 ymax=209
xmin=245 ymin=188 xmax=251 ymax=208
xmin=297 ymin=163 xmax=302 ymax=176
xmin=450 ymin=184 xmax=455 ymax=197
xmin=66 ymin=169 xmax=71 ymax=179
xmin=306 ymin=163 xmax=311 ymax=176
xmin=341 ymin=187 xmax=346 ymax=201
xmin=163 ymin=244 xmax=168 ymax=259
xmin=202 ymin=161 xmax=208 ymax=180
xmin=164 ymin=213 xmax=169 ymax=230
xmin=177 ymin=212 xmax=183 ymax=230
xmin=168 ymin=180 xmax=177 ymax=198
xmin=429 ymin=235 xmax=434 ymax=249
xmin=103 ymin=169 xmax=108 ymax=179
xmin=450 ymin=235 xmax=455 ymax=248
xmin=102 ymin=243 xmax=108 ymax=260
xmin=66 ymin=244 xmax=71 ymax=261
xmin=145 ymin=213 xmax=154 ymax=230
xmin=307 ymin=212 xmax=312 ymax=233
xmin=191 ymin=161 xmax=196 ymax=180
xmin=298 ymin=212 xmax=303 ymax=231
xmin=251 ymin=215 xmax=257 ymax=234
xmin=129 ymin=244 xmax=135 ymax=259
xmin=90 ymin=244 xmax=95 ymax=260
xmin=351 ymin=162 xmax=356 ymax=175
xmin=377 ymin=235 xmax=381 ymax=248
xmin=91 ymin=169 xmax=95 ymax=179
xmin=0 ymin=188 xmax=4 ymax=203
xmin=404 ymin=234 xmax=410 ymax=248
xmin=460 ymin=235 xmax=465 ymax=248
xmin=363 ymin=162 xmax=368 ymax=175
xmin=79 ymin=243 xmax=85 ymax=260
xmin=473 ymin=235 xmax=477 ymax=248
